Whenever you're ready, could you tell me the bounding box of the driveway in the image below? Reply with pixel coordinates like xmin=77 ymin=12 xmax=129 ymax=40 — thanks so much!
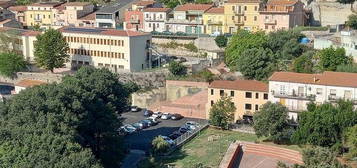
xmin=121 ymin=111 xmax=206 ymax=152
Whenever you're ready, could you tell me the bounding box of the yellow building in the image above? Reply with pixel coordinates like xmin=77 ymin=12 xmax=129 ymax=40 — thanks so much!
xmin=207 ymin=80 xmax=269 ymax=122
xmin=223 ymin=0 xmax=261 ymax=33
xmin=25 ymin=2 xmax=63 ymax=28
xmin=202 ymin=7 xmax=225 ymax=35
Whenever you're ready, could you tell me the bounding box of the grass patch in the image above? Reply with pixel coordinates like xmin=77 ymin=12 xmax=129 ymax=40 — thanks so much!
xmin=139 ymin=127 xmax=302 ymax=168
xmin=159 ymin=41 xmax=198 ymax=53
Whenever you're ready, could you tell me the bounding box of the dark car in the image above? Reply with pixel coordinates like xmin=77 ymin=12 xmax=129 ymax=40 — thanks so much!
xmin=132 ymin=122 xmax=144 ymax=130
xmin=147 ymin=117 xmax=159 ymax=125
xmin=141 ymin=119 xmax=154 ymax=127
xmin=139 ymin=120 xmax=149 ymax=128
xmin=171 ymin=113 xmax=183 ymax=120
xmin=169 ymin=132 xmax=181 ymax=140
xmin=143 ymin=109 xmax=153 ymax=117
xmin=178 ymin=127 xmax=189 ymax=134
xmin=175 ymin=31 xmax=187 ymax=36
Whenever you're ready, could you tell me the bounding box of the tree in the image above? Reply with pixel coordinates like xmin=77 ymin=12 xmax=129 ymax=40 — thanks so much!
xmin=0 ymin=52 xmax=26 ymax=77
xmin=195 ymin=0 xmax=212 ymax=3
xmin=291 ymin=50 xmax=315 ymax=73
xmin=336 ymin=63 xmax=357 ymax=73
xmin=0 ymin=67 xmax=129 ymax=167
xmin=317 ymin=47 xmax=352 ymax=71
xmin=253 ymin=102 xmax=293 ymax=144
xmin=152 ymin=136 xmax=170 ymax=155
xmin=225 ymin=30 xmax=267 ymax=71
xmin=215 ymin=35 xmax=228 ymax=48
xmin=209 ymin=96 xmax=236 ymax=129
xmin=168 ymin=61 xmax=187 ymax=76
xmin=34 ymin=28 xmax=69 ymax=72
xmin=237 ymin=47 xmax=275 ymax=80
xmin=302 ymin=146 xmax=346 ymax=168
xmin=292 ymin=101 xmax=357 ymax=147
xmin=347 ymin=14 xmax=357 ymax=29
xmin=343 ymin=125 xmax=357 ymax=159
xmin=267 ymin=30 xmax=304 ymax=52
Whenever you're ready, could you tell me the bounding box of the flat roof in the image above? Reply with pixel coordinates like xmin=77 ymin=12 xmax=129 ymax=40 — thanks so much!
xmin=175 ymin=3 xmax=213 ymax=12
xmin=97 ymin=0 xmax=135 ymax=13
xmin=209 ymin=80 xmax=268 ymax=92
xmin=59 ymin=27 xmax=150 ymax=37
xmin=269 ymin=71 xmax=357 ymax=88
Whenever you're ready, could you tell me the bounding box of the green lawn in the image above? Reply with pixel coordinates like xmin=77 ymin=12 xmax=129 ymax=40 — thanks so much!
xmin=139 ymin=127 xmax=301 ymax=168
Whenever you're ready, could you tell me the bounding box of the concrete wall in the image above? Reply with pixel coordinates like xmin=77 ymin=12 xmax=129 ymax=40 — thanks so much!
xmin=152 ymin=36 xmax=196 ymax=45
xmin=166 ymin=80 xmax=209 ymax=101
xmin=131 ymin=87 xmax=166 ymax=108
xmin=117 ymin=69 xmax=169 ymax=88
xmin=0 ymin=72 xmax=63 ymax=84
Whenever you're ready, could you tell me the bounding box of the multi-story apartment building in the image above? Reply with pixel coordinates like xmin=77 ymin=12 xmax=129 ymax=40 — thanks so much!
xmin=224 ymin=0 xmax=260 ymax=33
xmin=202 ymin=7 xmax=225 ymax=35
xmin=166 ymin=4 xmax=213 ymax=34
xmin=259 ymin=0 xmax=305 ymax=32
xmin=77 ymin=12 xmax=96 ymax=27
xmin=124 ymin=1 xmax=156 ymax=31
xmin=8 ymin=5 xmax=27 ymax=26
xmin=54 ymin=2 xmax=94 ymax=27
xmin=269 ymin=71 xmax=357 ymax=120
xmin=25 ymin=2 xmax=63 ymax=28
xmin=207 ymin=79 xmax=269 ymax=122
xmin=143 ymin=7 xmax=171 ymax=32
xmin=59 ymin=27 xmax=152 ymax=72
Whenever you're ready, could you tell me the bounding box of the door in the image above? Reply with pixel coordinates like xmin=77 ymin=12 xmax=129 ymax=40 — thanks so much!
xmin=298 ymin=87 xmax=304 ymax=97
xmin=185 ymin=26 xmax=192 ymax=34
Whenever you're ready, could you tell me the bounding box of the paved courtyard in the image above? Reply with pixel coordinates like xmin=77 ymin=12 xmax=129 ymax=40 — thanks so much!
xmin=121 ymin=111 xmax=206 ymax=152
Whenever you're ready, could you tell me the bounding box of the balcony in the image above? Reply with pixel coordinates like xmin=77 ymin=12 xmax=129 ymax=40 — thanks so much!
xmin=130 ymin=19 xmax=140 ymax=24
xmin=264 ymin=19 xmax=277 ymax=25
xmin=328 ymin=95 xmax=357 ymax=104
xmin=235 ymin=10 xmax=244 ymax=16
xmin=145 ymin=17 xmax=165 ymax=22
xmin=234 ymin=20 xmax=244 ymax=25
xmin=272 ymin=90 xmax=316 ymax=101
xmin=207 ymin=20 xmax=223 ymax=25
xmin=34 ymin=18 xmax=42 ymax=22
xmin=166 ymin=19 xmax=202 ymax=25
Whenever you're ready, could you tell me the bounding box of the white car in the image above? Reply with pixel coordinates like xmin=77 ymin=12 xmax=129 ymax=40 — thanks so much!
xmin=161 ymin=113 xmax=172 ymax=120
xmin=159 ymin=135 xmax=175 ymax=146
xmin=152 ymin=112 xmax=163 ymax=119
xmin=185 ymin=121 xmax=200 ymax=130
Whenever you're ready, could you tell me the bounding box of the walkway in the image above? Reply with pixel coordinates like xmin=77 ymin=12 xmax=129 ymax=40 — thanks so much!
xmin=121 ymin=150 xmax=145 ymax=168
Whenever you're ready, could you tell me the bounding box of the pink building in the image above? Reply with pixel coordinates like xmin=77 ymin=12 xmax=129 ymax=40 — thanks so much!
xmin=54 ymin=2 xmax=94 ymax=27
xmin=8 ymin=5 xmax=27 ymax=26
xmin=124 ymin=1 xmax=156 ymax=31
xmin=258 ymin=0 xmax=305 ymax=32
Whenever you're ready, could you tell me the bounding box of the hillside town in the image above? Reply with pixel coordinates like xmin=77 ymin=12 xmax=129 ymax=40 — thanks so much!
xmin=0 ymin=0 xmax=357 ymax=167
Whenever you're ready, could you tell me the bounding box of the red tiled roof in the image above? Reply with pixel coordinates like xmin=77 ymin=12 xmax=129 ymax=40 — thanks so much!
xmin=205 ymin=7 xmax=224 ymax=14
xmin=59 ymin=27 xmax=150 ymax=37
xmin=28 ymin=2 xmax=64 ymax=7
xmin=78 ymin=12 xmax=95 ymax=20
xmin=64 ymin=2 xmax=91 ymax=6
xmin=144 ymin=7 xmax=171 ymax=12
xmin=175 ymin=3 xmax=213 ymax=11
xmin=209 ymin=80 xmax=268 ymax=92
xmin=269 ymin=71 xmax=357 ymax=88
xmin=8 ymin=5 xmax=27 ymax=12
xmin=134 ymin=1 xmax=155 ymax=6
xmin=15 ymin=79 xmax=46 ymax=88
xmin=0 ymin=19 xmax=11 ymax=25
xmin=267 ymin=0 xmax=298 ymax=5
xmin=21 ymin=30 xmax=41 ymax=36
xmin=226 ymin=0 xmax=260 ymax=3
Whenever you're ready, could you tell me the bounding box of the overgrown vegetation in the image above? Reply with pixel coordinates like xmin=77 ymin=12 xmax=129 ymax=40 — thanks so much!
xmin=152 ymin=136 xmax=170 ymax=155
xmin=215 ymin=35 xmax=228 ymax=48
xmin=336 ymin=63 xmax=357 ymax=73
xmin=293 ymin=26 xmax=329 ymax=32
xmin=160 ymin=41 xmax=198 ymax=52
xmin=168 ymin=61 xmax=187 ymax=76
xmin=166 ymin=69 xmax=216 ymax=82
xmin=0 ymin=52 xmax=27 ymax=77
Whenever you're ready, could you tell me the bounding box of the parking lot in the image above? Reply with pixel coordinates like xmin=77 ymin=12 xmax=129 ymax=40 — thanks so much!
xmin=121 ymin=110 xmax=207 ymax=152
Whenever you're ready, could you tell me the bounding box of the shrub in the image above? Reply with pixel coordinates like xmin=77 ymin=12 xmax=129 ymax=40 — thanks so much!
xmin=215 ymin=35 xmax=228 ymax=48
xmin=183 ymin=43 xmax=198 ymax=52
xmin=152 ymin=136 xmax=170 ymax=155
xmin=168 ymin=61 xmax=187 ymax=76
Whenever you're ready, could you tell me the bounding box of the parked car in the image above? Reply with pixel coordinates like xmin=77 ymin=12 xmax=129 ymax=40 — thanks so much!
xmin=132 ymin=122 xmax=144 ymax=130
xmin=161 ymin=113 xmax=172 ymax=120
xmin=118 ymin=124 xmax=136 ymax=135
xmin=175 ymin=31 xmax=187 ymax=36
xmin=139 ymin=120 xmax=149 ymax=128
xmin=179 ymin=127 xmax=189 ymax=134
xmin=169 ymin=132 xmax=181 ymax=140
xmin=162 ymin=31 xmax=173 ymax=35
xmin=141 ymin=119 xmax=155 ymax=126
xmin=171 ymin=113 xmax=183 ymax=120
xmin=147 ymin=117 xmax=159 ymax=125
xmin=152 ymin=112 xmax=163 ymax=119
xmin=143 ymin=109 xmax=153 ymax=117
xmin=160 ymin=135 xmax=175 ymax=146
xmin=131 ymin=106 xmax=140 ymax=112
xmin=185 ymin=121 xmax=200 ymax=130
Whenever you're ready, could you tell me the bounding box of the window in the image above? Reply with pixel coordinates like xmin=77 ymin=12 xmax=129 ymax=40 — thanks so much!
xmin=330 ymin=89 xmax=336 ymax=95
xmin=211 ymin=100 xmax=214 ymax=106
xmin=245 ymin=92 xmax=252 ymax=98
xmin=244 ymin=6 xmax=247 ymax=10
xmin=43 ymin=15 xmax=45 ymax=19
xmin=244 ymin=16 xmax=247 ymax=21
xmin=255 ymin=93 xmax=259 ymax=99
xmin=245 ymin=104 xmax=252 ymax=110
xmin=48 ymin=15 xmax=50 ymax=18
xmin=272 ymin=26 xmax=275 ymax=29
xmin=220 ymin=90 xmax=224 ymax=96
xmin=230 ymin=91 xmax=234 ymax=97
xmin=265 ymin=25 xmax=268 ymax=29
xmin=30 ymin=14 xmax=32 ymax=18
xmin=211 ymin=89 xmax=214 ymax=95
xmin=264 ymin=93 xmax=268 ymax=100
xmin=149 ymin=23 xmax=151 ymax=27
xmin=344 ymin=90 xmax=352 ymax=99
xmin=316 ymin=88 xmax=323 ymax=95
xmin=160 ymin=14 xmax=162 ymax=19
xmin=255 ymin=104 xmax=258 ymax=111
xmin=254 ymin=16 xmax=257 ymax=21
xmin=232 ymin=16 xmax=234 ymax=20
xmin=254 ymin=6 xmax=258 ymax=11
xmin=232 ymin=6 xmax=235 ymax=11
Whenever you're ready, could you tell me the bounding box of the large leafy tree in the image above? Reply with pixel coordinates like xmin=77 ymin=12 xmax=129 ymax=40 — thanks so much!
xmin=0 ymin=67 xmax=130 ymax=167
xmin=317 ymin=47 xmax=352 ymax=71
xmin=209 ymin=96 xmax=236 ymax=130
xmin=253 ymin=102 xmax=293 ymax=144
xmin=302 ymin=146 xmax=346 ymax=168
xmin=34 ymin=28 xmax=69 ymax=72
xmin=225 ymin=30 xmax=267 ymax=71
xmin=291 ymin=50 xmax=315 ymax=73
xmin=237 ymin=47 xmax=275 ymax=80
xmin=0 ymin=52 xmax=27 ymax=77
xmin=347 ymin=14 xmax=357 ymax=29
xmin=292 ymin=101 xmax=357 ymax=147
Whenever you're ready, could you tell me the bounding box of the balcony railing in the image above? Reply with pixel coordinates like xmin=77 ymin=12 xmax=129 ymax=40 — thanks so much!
xmin=272 ymin=90 xmax=316 ymax=101
xmin=264 ymin=19 xmax=277 ymax=25
xmin=235 ymin=10 xmax=244 ymax=15
xmin=328 ymin=95 xmax=357 ymax=104
xmin=207 ymin=20 xmax=223 ymax=25
xmin=166 ymin=19 xmax=202 ymax=25
xmin=144 ymin=17 xmax=165 ymax=22
xmin=130 ymin=19 xmax=140 ymax=24
xmin=34 ymin=18 xmax=42 ymax=22
xmin=234 ymin=20 xmax=244 ymax=25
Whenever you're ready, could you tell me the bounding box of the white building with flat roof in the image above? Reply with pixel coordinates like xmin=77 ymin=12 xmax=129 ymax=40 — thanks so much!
xmin=269 ymin=71 xmax=357 ymax=120
xmin=59 ymin=27 xmax=152 ymax=72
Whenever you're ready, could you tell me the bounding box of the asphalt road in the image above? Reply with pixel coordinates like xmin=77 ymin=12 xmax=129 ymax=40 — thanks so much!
xmin=121 ymin=111 xmax=205 ymax=152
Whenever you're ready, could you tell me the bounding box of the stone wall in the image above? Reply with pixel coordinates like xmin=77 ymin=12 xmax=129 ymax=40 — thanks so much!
xmin=0 ymin=72 xmax=63 ymax=85
xmin=154 ymin=46 xmax=201 ymax=57
xmin=117 ymin=69 xmax=170 ymax=88
xmin=152 ymin=36 xmax=196 ymax=45
xmin=131 ymin=87 xmax=166 ymax=108
xmin=166 ymin=80 xmax=209 ymax=101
